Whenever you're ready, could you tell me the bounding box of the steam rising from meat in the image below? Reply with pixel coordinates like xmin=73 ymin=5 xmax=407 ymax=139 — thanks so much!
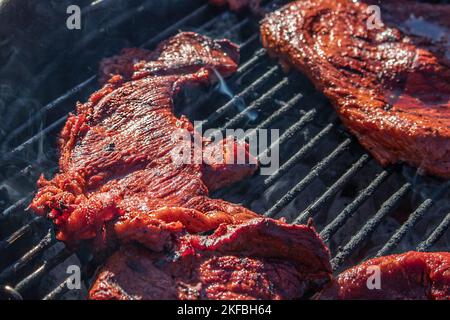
xmin=213 ymin=69 xmax=258 ymax=121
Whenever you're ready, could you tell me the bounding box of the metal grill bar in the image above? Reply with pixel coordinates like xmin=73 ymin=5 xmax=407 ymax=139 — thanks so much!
xmin=1 ymin=195 xmax=32 ymax=219
xmin=235 ymin=48 xmax=267 ymax=75
xmin=141 ymin=4 xmax=210 ymax=48
xmin=220 ymin=77 xmax=289 ymax=130
xmin=212 ymin=97 xmax=311 ymax=201
xmin=297 ymin=154 xmax=370 ymax=224
xmin=223 ymin=18 xmax=251 ymax=37
xmin=43 ymin=278 xmax=71 ymax=301
xmin=266 ymin=139 xmax=352 ymax=218
xmin=376 ymin=199 xmax=433 ymax=256
xmin=238 ymin=33 xmax=259 ymax=49
xmin=2 ymin=116 xmax=67 ymax=163
xmin=73 ymin=1 xmax=162 ymax=52
xmin=261 ymin=122 xmax=328 ymax=186
xmin=320 ymin=169 xmax=392 ymax=243
xmin=0 ymin=217 xmax=41 ymax=252
xmin=245 ymin=93 xmax=303 ymax=136
xmin=416 ymin=212 xmax=450 ymax=251
xmin=4 ymin=76 xmax=96 ymax=150
xmin=196 ymin=9 xmax=232 ymax=31
xmin=202 ymin=65 xmax=280 ymax=128
xmin=14 ymin=249 xmax=72 ymax=293
xmin=0 ymin=286 xmax=22 ymax=300
xmin=0 ymin=230 xmax=54 ymax=283
xmin=331 ymin=183 xmax=411 ymax=270
xmin=0 ymin=164 xmax=43 ymax=190
xmin=261 ymin=111 xmax=316 ymax=156
xmin=241 ymin=121 xmax=333 ymax=206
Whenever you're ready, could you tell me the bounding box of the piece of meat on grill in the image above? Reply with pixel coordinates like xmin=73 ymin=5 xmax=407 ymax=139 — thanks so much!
xmin=317 ymin=251 xmax=450 ymax=300
xmin=89 ymin=218 xmax=332 ymax=300
xmin=261 ymin=0 xmax=450 ymax=178
xmin=29 ymin=32 xmax=259 ymax=250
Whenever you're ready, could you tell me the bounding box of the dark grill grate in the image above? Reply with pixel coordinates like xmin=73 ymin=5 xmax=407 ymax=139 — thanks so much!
xmin=0 ymin=0 xmax=449 ymax=300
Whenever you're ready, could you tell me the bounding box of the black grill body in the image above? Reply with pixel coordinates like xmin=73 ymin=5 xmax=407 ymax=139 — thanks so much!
xmin=0 ymin=0 xmax=449 ymax=300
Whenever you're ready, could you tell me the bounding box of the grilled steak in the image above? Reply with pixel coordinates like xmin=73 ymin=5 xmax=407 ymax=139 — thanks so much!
xmin=30 ymin=32 xmax=259 ymax=250
xmin=89 ymin=218 xmax=332 ymax=300
xmin=317 ymin=251 xmax=450 ymax=300
xmin=261 ymin=0 xmax=450 ymax=178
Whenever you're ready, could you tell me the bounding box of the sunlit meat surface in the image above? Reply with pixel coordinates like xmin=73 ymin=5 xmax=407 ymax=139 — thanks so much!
xmin=317 ymin=251 xmax=450 ymax=300
xmin=89 ymin=218 xmax=332 ymax=300
xmin=261 ymin=0 xmax=450 ymax=178
xmin=29 ymin=32 xmax=259 ymax=250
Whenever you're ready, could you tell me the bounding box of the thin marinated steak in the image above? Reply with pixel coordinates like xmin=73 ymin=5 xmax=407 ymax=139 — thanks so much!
xmin=89 ymin=218 xmax=332 ymax=300
xmin=317 ymin=251 xmax=450 ymax=300
xmin=261 ymin=0 xmax=450 ymax=178
xmin=30 ymin=32 xmax=259 ymax=250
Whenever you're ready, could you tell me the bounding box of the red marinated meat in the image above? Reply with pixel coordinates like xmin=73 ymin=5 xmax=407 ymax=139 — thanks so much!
xmin=317 ymin=251 xmax=450 ymax=300
xmin=29 ymin=32 xmax=259 ymax=249
xmin=89 ymin=218 xmax=332 ymax=300
xmin=260 ymin=0 xmax=450 ymax=178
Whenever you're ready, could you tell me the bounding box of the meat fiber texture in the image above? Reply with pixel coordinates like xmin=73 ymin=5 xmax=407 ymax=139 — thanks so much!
xmin=317 ymin=251 xmax=450 ymax=300
xmin=260 ymin=0 xmax=450 ymax=178
xmin=30 ymin=32 xmax=260 ymax=251
xmin=89 ymin=218 xmax=332 ymax=300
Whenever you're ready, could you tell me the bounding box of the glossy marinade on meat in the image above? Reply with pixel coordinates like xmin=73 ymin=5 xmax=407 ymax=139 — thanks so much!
xmin=261 ymin=0 xmax=450 ymax=178
xmin=89 ymin=218 xmax=332 ymax=300
xmin=30 ymin=32 xmax=259 ymax=250
xmin=317 ymin=251 xmax=450 ymax=300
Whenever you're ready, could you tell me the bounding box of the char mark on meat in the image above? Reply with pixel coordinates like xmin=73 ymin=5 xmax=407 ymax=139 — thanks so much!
xmin=261 ymin=0 xmax=450 ymax=178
